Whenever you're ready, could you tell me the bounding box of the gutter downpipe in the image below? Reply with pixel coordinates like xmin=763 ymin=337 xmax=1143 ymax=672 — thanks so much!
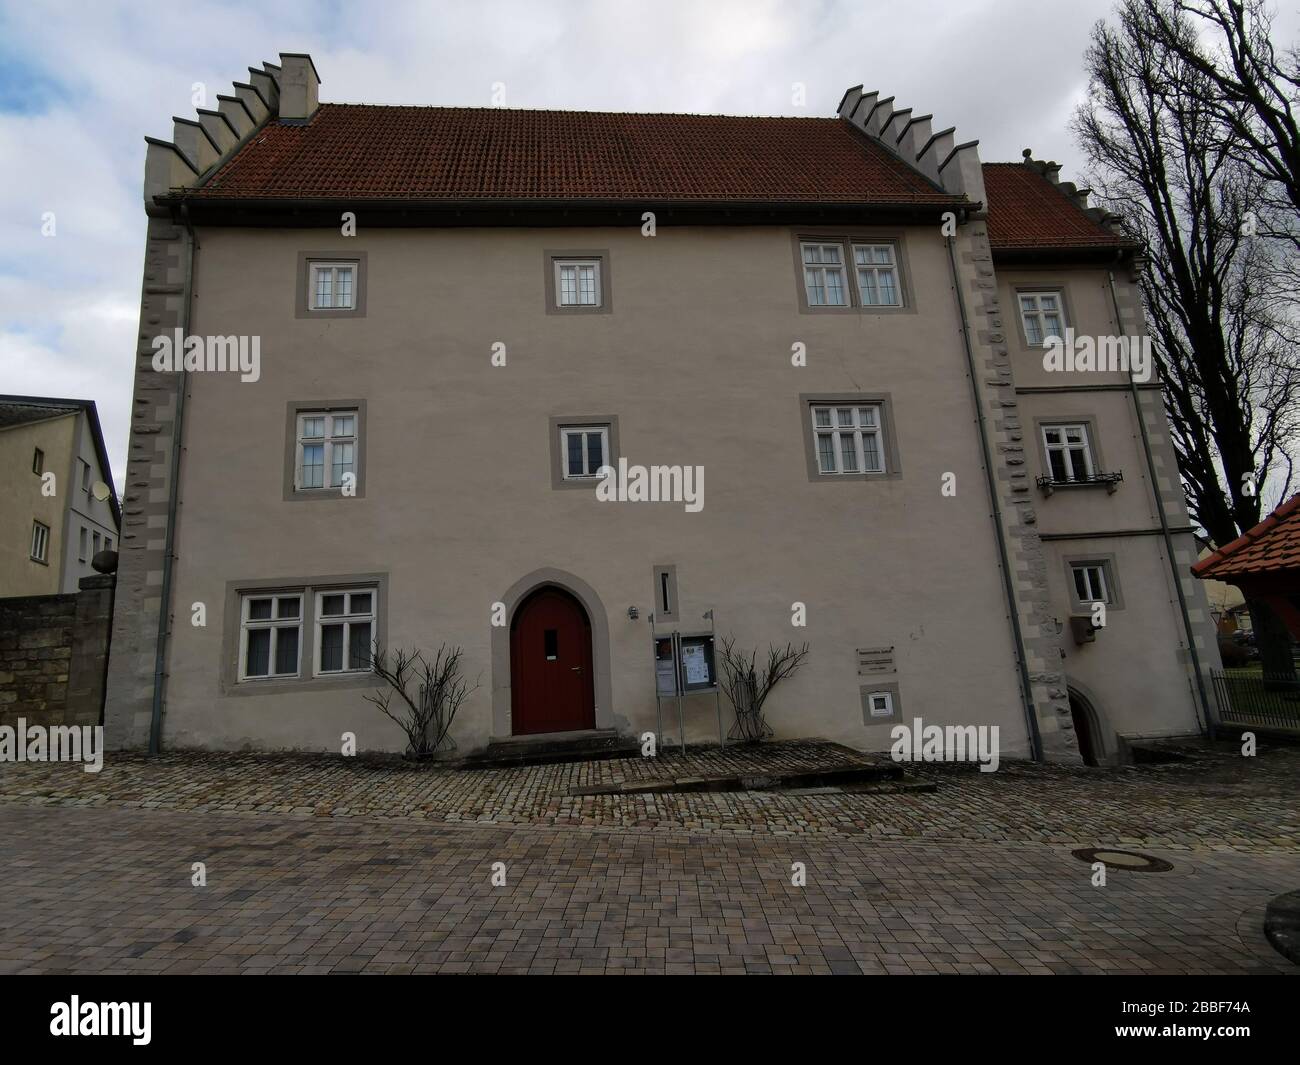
xmin=148 ymin=202 xmax=197 ymax=755
xmin=945 ymin=225 xmax=1045 ymax=762
xmin=1105 ymin=263 xmax=1211 ymax=734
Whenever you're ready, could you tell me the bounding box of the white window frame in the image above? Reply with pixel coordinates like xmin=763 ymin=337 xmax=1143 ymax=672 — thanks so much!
xmin=295 ymin=409 xmax=359 ymax=491
xmin=78 ymin=527 xmax=88 ymax=563
xmin=1041 ymin=423 xmax=1095 ymax=483
xmin=104 ymin=536 xmax=112 ymax=552
xmin=810 ymin=404 xmax=886 ymax=475
xmin=30 ymin=520 xmax=49 ymax=563
xmin=554 ymin=259 xmax=602 ymax=308
xmin=237 ymin=593 xmax=303 ymax=681
xmin=1019 ymin=291 xmax=1066 ymax=347
xmin=307 ymin=261 xmax=357 ymax=311
xmin=559 ymin=425 xmax=610 ymax=480
xmin=1071 ymin=562 xmax=1110 ymax=604
xmin=867 ymin=691 xmax=894 ymax=718
xmin=313 ymin=588 xmax=377 ymax=676
xmin=80 ymin=459 xmax=91 ymax=493
xmin=852 ymin=243 xmax=901 ymax=307
xmin=800 ymin=242 xmax=849 ymax=307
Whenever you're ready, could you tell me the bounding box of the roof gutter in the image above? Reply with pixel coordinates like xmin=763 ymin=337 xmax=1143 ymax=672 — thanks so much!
xmin=1105 ymin=262 xmax=1211 ymax=735
xmin=148 ymin=203 xmax=196 ymax=756
xmin=946 ymin=223 xmax=1045 ymax=761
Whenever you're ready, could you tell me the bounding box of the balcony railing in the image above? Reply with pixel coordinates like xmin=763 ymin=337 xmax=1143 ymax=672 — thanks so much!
xmin=1035 ymin=470 xmax=1124 ymax=496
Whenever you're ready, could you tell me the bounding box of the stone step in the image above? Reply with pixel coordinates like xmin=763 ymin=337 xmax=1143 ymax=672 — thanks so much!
xmin=457 ymin=730 xmax=642 ymax=770
xmin=570 ymin=758 xmax=904 ymax=796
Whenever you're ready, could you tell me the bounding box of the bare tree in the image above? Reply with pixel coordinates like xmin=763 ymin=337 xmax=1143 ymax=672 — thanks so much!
xmin=364 ymin=644 xmax=477 ymax=759
xmin=1075 ymin=0 xmax=1300 ymax=676
xmin=718 ymin=638 xmax=810 ymax=743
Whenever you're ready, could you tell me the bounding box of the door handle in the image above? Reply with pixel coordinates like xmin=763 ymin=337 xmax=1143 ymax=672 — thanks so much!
xmin=571 ymin=666 xmax=582 ymax=673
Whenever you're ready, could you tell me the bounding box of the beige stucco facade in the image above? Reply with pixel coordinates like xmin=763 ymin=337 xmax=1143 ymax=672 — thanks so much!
xmin=1 ymin=409 xmax=118 ymax=597
xmin=102 ymin=55 xmax=1217 ymax=763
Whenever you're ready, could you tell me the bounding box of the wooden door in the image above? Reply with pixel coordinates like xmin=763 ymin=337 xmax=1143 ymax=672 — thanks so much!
xmin=510 ymin=587 xmax=595 ymax=734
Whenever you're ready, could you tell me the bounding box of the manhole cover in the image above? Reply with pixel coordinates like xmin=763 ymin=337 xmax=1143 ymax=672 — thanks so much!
xmin=1071 ymin=847 xmax=1173 ymax=872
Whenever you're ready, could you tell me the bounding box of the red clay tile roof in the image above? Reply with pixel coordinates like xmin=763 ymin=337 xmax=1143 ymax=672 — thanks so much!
xmin=1192 ymin=495 xmax=1300 ymax=579
xmin=982 ymin=162 xmax=1133 ymax=251
xmin=192 ymin=103 xmax=962 ymax=205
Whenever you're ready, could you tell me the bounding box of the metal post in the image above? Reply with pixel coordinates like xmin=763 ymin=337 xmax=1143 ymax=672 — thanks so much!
xmin=674 ymin=631 xmax=686 ymax=755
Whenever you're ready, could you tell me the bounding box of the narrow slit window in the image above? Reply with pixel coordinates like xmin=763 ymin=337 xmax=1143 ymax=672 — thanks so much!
xmin=544 ymin=628 xmax=558 ymax=660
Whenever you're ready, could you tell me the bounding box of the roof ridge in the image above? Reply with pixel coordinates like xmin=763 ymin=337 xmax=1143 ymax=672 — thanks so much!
xmin=1192 ymin=493 xmax=1300 ymax=576
xmin=313 ymin=101 xmax=845 ymax=122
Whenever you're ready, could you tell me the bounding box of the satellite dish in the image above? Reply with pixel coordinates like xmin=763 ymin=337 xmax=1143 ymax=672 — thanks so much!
xmin=91 ymin=480 xmax=112 ymax=502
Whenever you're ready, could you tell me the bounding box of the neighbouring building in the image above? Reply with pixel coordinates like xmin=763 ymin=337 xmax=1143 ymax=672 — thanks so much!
xmin=1 ymin=395 xmax=120 ymax=597
xmin=103 ymin=54 xmax=1220 ymax=764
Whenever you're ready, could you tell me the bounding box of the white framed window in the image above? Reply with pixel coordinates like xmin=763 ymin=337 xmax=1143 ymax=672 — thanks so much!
xmin=30 ymin=520 xmax=49 ymax=563
xmin=296 ymin=409 xmax=358 ymax=490
xmin=78 ymin=527 xmax=88 ymax=563
xmin=92 ymin=531 xmax=101 ymax=556
xmin=811 ymin=404 xmax=885 ymax=475
xmin=80 ymin=459 xmax=91 ymax=493
xmin=867 ymin=691 xmax=894 ymax=718
xmin=555 ymin=260 xmax=601 ymax=307
xmin=308 ymin=261 xmax=357 ymax=311
xmin=104 ymin=536 xmax=112 ymax=552
xmin=560 ymin=425 xmax=609 ymax=480
xmin=1071 ymin=562 xmax=1109 ymax=604
xmin=238 ymin=593 xmax=303 ymax=680
xmin=1019 ymin=291 xmax=1065 ymax=346
xmin=314 ymin=588 xmax=376 ymax=675
xmin=1042 ymin=424 xmax=1095 ymax=482
xmin=801 ymin=242 xmax=848 ymax=306
xmin=852 ymin=243 xmax=900 ymax=306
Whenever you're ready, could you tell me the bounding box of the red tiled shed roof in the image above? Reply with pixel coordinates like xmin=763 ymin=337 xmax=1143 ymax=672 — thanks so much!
xmin=982 ymin=162 xmax=1132 ymax=251
xmin=1192 ymin=496 xmax=1300 ymax=580
xmin=193 ymin=104 xmax=962 ymax=206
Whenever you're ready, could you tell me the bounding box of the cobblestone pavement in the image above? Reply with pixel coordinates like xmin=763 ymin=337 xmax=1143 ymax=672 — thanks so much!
xmin=0 ymin=739 xmax=1295 ymax=852
xmin=0 ymin=803 xmax=1294 ymax=974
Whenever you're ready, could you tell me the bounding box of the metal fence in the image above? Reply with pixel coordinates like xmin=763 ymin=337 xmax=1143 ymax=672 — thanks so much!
xmin=1211 ymin=669 xmax=1300 ymax=733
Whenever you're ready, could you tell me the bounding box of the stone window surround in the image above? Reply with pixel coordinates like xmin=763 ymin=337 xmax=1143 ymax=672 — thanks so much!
xmin=798 ymin=392 xmax=903 ymax=482
xmin=1011 ymin=282 xmax=1076 ymax=352
xmin=283 ymin=399 xmax=368 ymax=501
xmin=220 ymin=571 xmax=388 ymax=697
xmin=1032 ymin=414 xmax=1110 ymax=484
xmin=790 ymin=227 xmax=917 ymax=315
xmin=549 ymin=414 xmax=620 ymax=490
xmin=860 ymin=680 xmax=902 ymax=726
xmin=544 ymin=249 xmax=613 ymax=315
xmin=1062 ymin=552 xmax=1126 ymax=612
xmin=295 ymin=251 xmax=368 ymax=319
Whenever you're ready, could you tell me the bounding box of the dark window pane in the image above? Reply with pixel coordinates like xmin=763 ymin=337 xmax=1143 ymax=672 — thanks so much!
xmin=1073 ymin=568 xmax=1089 ymax=601
xmin=350 ymin=593 xmax=372 ymax=616
xmin=275 ymin=627 xmax=299 ymax=675
xmin=567 ymin=433 xmax=583 ymax=476
xmin=349 ymin=623 xmax=372 ymax=670
xmin=321 ymin=624 xmax=344 ymax=671
xmin=544 ymin=628 xmax=558 ymax=660
xmin=586 ymin=432 xmax=604 ymax=471
xmin=245 ymin=629 xmax=271 ymax=677
xmin=277 ymin=597 xmax=300 ymax=619
xmin=1049 ymin=450 xmax=1068 ymax=481
xmin=248 ymin=598 xmax=273 ymax=621
xmin=321 ymin=594 xmax=346 ymax=616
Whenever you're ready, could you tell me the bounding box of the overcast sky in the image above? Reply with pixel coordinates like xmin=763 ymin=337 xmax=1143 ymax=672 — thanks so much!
xmin=2 ymin=0 xmax=1296 ymax=489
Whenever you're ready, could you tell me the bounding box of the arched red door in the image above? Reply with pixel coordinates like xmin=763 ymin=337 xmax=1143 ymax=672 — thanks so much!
xmin=510 ymin=587 xmax=596 ymax=735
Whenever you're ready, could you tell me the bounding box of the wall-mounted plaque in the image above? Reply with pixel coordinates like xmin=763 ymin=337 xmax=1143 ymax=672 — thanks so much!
xmin=857 ymin=646 xmax=895 ymax=675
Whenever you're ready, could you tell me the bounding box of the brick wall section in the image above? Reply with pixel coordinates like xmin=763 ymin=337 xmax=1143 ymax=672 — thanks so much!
xmin=955 ymin=220 xmax=1080 ymax=761
xmin=0 ymin=574 xmax=115 ymax=729
xmin=102 ymin=211 xmax=189 ymax=749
